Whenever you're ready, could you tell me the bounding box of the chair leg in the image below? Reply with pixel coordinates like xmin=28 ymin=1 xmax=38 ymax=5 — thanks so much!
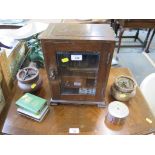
xmin=117 ymin=27 xmax=125 ymax=53
xmin=111 ymin=20 xmax=119 ymax=37
xmin=115 ymin=23 xmax=120 ymax=37
xmin=143 ymin=28 xmax=152 ymax=47
xmin=134 ymin=29 xmax=139 ymax=42
xmin=110 ymin=19 xmax=114 ymax=27
xmin=144 ymin=29 xmax=155 ymax=53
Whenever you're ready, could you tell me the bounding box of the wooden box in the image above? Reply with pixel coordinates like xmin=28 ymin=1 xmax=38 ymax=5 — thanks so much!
xmin=39 ymin=23 xmax=115 ymax=107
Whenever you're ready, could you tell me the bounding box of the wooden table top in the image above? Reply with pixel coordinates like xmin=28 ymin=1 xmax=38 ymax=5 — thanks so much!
xmin=2 ymin=67 xmax=155 ymax=135
xmin=118 ymin=19 xmax=155 ymax=29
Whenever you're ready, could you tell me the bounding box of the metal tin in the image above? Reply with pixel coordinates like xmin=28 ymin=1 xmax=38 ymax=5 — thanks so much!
xmin=106 ymin=101 xmax=129 ymax=125
xmin=111 ymin=75 xmax=137 ymax=102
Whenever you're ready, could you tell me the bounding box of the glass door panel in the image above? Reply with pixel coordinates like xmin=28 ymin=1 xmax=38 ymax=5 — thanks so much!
xmin=56 ymin=51 xmax=100 ymax=95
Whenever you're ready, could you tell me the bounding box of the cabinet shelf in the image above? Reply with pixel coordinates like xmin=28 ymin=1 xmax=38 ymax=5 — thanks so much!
xmin=59 ymin=68 xmax=98 ymax=79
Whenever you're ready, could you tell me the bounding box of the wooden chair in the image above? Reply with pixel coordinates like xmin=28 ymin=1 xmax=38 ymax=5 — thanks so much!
xmin=111 ymin=20 xmax=154 ymax=53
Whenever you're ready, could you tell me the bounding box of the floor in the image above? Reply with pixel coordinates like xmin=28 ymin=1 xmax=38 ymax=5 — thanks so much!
xmin=113 ymin=29 xmax=155 ymax=86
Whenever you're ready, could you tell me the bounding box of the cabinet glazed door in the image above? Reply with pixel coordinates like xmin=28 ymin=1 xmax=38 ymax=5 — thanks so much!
xmin=42 ymin=40 xmax=112 ymax=102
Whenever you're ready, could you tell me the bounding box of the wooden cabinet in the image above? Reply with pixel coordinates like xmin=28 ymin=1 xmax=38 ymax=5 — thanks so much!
xmin=39 ymin=23 xmax=115 ymax=106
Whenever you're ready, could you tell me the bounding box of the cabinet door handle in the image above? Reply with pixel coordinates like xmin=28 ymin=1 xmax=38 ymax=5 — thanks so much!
xmin=49 ymin=69 xmax=57 ymax=80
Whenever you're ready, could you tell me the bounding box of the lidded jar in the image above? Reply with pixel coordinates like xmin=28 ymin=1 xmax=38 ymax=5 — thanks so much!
xmin=111 ymin=75 xmax=137 ymax=102
xmin=16 ymin=67 xmax=42 ymax=93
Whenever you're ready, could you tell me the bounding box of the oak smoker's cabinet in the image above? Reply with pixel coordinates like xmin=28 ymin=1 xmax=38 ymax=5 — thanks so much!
xmin=39 ymin=23 xmax=115 ymax=107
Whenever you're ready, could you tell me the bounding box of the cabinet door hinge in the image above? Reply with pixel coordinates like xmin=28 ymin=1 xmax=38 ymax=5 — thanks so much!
xmin=106 ymin=53 xmax=111 ymax=64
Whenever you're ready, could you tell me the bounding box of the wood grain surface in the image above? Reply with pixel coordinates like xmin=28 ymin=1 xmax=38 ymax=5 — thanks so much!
xmin=2 ymin=68 xmax=155 ymax=135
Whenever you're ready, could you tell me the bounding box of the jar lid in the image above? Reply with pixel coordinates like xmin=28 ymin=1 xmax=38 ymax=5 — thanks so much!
xmin=108 ymin=101 xmax=129 ymax=118
xmin=114 ymin=75 xmax=137 ymax=93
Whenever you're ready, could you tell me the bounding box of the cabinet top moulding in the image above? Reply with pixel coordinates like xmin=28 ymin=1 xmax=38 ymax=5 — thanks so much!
xmin=38 ymin=23 xmax=115 ymax=41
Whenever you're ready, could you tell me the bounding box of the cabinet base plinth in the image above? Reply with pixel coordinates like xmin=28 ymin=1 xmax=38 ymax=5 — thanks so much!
xmin=50 ymin=99 xmax=107 ymax=108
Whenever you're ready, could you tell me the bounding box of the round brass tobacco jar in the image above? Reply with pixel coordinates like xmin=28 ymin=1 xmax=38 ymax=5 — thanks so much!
xmin=111 ymin=75 xmax=137 ymax=102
